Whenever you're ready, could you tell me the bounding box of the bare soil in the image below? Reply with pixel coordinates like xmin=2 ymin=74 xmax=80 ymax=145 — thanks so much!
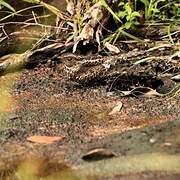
xmin=0 ymin=0 xmax=179 ymax=178
xmin=0 ymin=52 xmax=179 ymax=179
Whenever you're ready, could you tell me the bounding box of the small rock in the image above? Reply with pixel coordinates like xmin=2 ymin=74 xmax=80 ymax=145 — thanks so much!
xmin=163 ymin=142 xmax=172 ymax=146
xmin=171 ymin=74 xmax=180 ymax=82
xmin=149 ymin=138 xmax=157 ymax=143
xmin=104 ymin=42 xmax=120 ymax=54
xmin=106 ymin=92 xmax=114 ymax=97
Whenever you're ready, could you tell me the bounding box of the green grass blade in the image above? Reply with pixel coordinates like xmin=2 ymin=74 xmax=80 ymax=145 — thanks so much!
xmin=0 ymin=4 xmax=42 ymax=22
xmin=0 ymin=0 xmax=16 ymax=12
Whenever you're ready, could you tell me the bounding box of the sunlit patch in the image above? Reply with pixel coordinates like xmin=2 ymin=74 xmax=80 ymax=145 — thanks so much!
xmin=77 ymin=153 xmax=180 ymax=178
xmin=15 ymin=155 xmax=71 ymax=179
xmin=14 ymin=153 xmax=180 ymax=179
xmin=90 ymin=125 xmax=138 ymax=138
xmin=0 ymin=73 xmax=19 ymax=117
xmin=89 ymin=115 xmax=174 ymax=138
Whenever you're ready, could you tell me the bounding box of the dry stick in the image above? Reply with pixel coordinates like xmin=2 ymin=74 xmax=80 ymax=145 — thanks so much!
xmin=0 ymin=5 xmax=43 ymax=22
xmin=32 ymin=11 xmax=38 ymax=25
xmin=0 ymin=42 xmax=74 ymax=76
xmin=0 ymin=22 xmax=68 ymax=30
xmin=24 ymin=14 xmax=52 ymax=23
xmin=1 ymin=26 xmax=8 ymax=39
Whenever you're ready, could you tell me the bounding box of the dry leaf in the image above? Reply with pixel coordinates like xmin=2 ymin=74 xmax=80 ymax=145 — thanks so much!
xmin=73 ymin=2 xmax=105 ymax=53
xmin=120 ymin=87 xmax=162 ymax=97
xmin=82 ymin=148 xmax=117 ymax=161
xmin=66 ymin=0 xmax=75 ymax=15
xmin=73 ymin=24 xmax=94 ymax=53
xmin=80 ymin=23 xmax=94 ymax=41
xmin=27 ymin=135 xmax=64 ymax=144
xmin=109 ymin=101 xmax=123 ymax=115
xmin=104 ymin=42 xmax=120 ymax=54
xmin=170 ymin=51 xmax=180 ymax=60
xmin=83 ymin=2 xmax=102 ymax=22
xmin=171 ymin=74 xmax=180 ymax=82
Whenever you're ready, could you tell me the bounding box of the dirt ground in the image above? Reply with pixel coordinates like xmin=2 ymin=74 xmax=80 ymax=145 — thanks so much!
xmin=0 ymin=54 xmax=179 ymax=179
xmin=0 ymin=0 xmax=179 ymax=178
